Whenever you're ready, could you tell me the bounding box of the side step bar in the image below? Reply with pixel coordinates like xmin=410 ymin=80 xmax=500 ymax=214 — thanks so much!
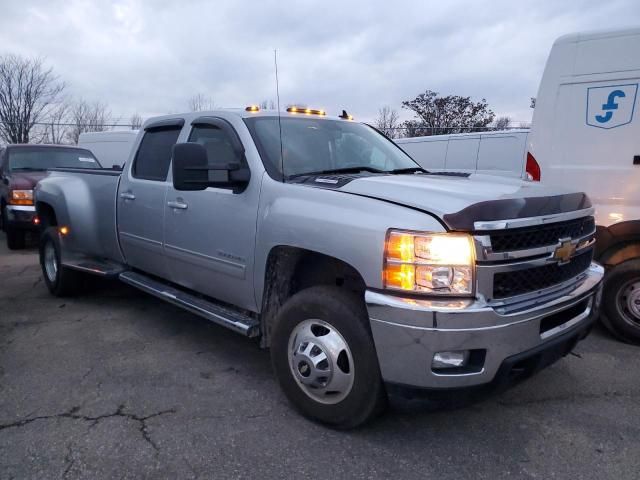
xmin=119 ymin=271 xmax=260 ymax=338
xmin=63 ymin=259 xmax=126 ymax=277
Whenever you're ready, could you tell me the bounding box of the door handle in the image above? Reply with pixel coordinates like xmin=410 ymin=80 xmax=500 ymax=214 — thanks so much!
xmin=119 ymin=192 xmax=136 ymax=200
xmin=167 ymin=200 xmax=188 ymax=210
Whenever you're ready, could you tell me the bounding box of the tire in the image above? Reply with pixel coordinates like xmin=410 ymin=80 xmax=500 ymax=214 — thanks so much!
xmin=2 ymin=207 xmax=25 ymax=250
xmin=39 ymin=226 xmax=83 ymax=297
xmin=270 ymin=285 xmax=387 ymax=428
xmin=601 ymin=259 xmax=640 ymax=345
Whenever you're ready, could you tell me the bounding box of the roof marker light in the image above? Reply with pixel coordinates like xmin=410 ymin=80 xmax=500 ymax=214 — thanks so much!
xmin=286 ymin=106 xmax=325 ymax=116
xmin=245 ymin=105 xmax=260 ymax=112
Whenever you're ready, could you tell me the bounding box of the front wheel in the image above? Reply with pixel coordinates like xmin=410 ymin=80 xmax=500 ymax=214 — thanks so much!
xmin=601 ymin=259 xmax=640 ymax=345
xmin=39 ymin=227 xmax=83 ymax=297
xmin=270 ymin=286 xmax=387 ymax=428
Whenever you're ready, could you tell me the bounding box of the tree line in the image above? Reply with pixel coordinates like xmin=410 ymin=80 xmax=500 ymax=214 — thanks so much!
xmin=0 ymin=54 xmax=218 ymax=145
xmin=374 ymin=90 xmax=524 ymax=139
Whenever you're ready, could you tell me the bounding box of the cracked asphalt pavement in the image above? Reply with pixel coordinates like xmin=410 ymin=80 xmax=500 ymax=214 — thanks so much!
xmin=1 ymin=233 xmax=639 ymax=479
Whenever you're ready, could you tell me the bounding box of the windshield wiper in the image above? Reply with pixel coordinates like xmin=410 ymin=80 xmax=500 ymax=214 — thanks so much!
xmin=287 ymin=166 xmax=386 ymax=179
xmin=11 ymin=167 xmax=46 ymax=172
xmin=388 ymin=167 xmax=428 ymax=174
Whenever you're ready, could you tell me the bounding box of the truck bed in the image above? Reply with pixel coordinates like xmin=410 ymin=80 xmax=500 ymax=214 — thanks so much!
xmin=37 ymin=168 xmax=124 ymax=264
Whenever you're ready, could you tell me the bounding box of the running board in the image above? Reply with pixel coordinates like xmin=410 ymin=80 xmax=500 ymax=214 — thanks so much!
xmin=63 ymin=259 xmax=126 ymax=277
xmin=119 ymin=271 xmax=260 ymax=338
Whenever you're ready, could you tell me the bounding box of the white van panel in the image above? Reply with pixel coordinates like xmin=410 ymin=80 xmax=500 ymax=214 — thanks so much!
xmin=399 ymin=139 xmax=447 ymax=170
xmin=529 ymin=27 xmax=640 ymax=228
xmin=396 ymin=130 xmax=529 ymax=178
xmin=445 ymin=137 xmax=479 ymax=171
xmin=477 ymin=134 xmax=527 ymax=178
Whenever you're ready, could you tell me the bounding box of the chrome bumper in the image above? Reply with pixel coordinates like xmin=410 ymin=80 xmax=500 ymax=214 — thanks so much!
xmin=367 ymin=263 xmax=604 ymax=389
xmin=4 ymin=204 xmax=37 ymax=227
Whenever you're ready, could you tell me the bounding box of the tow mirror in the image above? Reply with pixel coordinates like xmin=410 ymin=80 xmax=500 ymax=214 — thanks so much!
xmin=172 ymin=143 xmax=251 ymax=191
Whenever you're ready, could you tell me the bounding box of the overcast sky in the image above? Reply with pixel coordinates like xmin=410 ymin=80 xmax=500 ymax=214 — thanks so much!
xmin=1 ymin=0 xmax=639 ymax=125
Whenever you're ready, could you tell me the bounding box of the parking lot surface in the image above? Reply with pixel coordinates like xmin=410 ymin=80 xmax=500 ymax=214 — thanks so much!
xmin=0 ymin=232 xmax=639 ymax=479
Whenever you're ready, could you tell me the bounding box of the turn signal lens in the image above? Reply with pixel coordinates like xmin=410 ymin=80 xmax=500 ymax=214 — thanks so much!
xmin=384 ymin=230 xmax=474 ymax=295
xmin=10 ymin=189 xmax=34 ymax=206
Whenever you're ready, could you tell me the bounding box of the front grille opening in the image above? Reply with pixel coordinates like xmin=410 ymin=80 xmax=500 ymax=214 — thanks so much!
xmin=539 ymin=299 xmax=589 ymax=335
xmin=488 ymin=217 xmax=595 ymax=253
xmin=493 ymin=251 xmax=592 ymax=299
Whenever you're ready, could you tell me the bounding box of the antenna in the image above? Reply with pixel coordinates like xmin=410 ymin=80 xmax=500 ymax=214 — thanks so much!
xmin=274 ymin=49 xmax=285 ymax=181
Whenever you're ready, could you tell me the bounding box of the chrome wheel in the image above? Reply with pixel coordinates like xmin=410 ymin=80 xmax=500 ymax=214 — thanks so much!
xmin=44 ymin=240 xmax=58 ymax=283
xmin=288 ymin=319 xmax=354 ymax=405
xmin=616 ymin=279 xmax=640 ymax=326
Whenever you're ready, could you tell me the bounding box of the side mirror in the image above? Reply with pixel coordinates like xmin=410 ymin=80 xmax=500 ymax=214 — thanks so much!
xmin=172 ymin=143 xmax=251 ymax=191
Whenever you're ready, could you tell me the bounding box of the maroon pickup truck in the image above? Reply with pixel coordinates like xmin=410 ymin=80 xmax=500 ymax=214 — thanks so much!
xmin=0 ymin=144 xmax=101 ymax=249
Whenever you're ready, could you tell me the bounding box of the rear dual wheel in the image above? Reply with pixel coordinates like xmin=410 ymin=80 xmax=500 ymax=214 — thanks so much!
xmin=271 ymin=286 xmax=387 ymax=429
xmin=39 ymin=227 xmax=83 ymax=296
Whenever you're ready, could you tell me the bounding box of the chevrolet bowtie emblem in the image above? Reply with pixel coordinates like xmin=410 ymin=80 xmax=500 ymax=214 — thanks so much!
xmin=554 ymin=238 xmax=576 ymax=265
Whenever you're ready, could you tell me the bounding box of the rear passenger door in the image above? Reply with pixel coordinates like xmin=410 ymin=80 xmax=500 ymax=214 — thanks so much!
xmin=117 ymin=119 xmax=184 ymax=278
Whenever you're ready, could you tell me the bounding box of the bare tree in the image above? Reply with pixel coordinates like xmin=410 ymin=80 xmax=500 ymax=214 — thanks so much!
xmin=66 ymin=100 xmax=112 ymax=144
xmin=130 ymin=112 xmax=142 ymax=130
xmin=493 ymin=116 xmax=512 ymax=131
xmin=188 ymin=93 xmax=215 ymax=112
xmin=40 ymin=100 xmax=71 ymax=144
xmin=259 ymin=99 xmax=276 ymax=110
xmin=0 ymin=54 xmax=66 ymax=144
xmin=374 ymin=106 xmax=400 ymax=139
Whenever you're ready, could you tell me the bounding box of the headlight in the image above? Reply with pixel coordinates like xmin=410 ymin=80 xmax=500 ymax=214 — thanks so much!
xmin=9 ymin=189 xmax=34 ymax=206
xmin=383 ymin=230 xmax=474 ymax=295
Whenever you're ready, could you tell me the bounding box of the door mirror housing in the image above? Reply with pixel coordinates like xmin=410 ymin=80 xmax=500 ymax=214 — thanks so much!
xmin=172 ymin=143 xmax=251 ymax=191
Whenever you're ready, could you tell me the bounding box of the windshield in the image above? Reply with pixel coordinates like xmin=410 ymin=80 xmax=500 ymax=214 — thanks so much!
xmin=245 ymin=117 xmax=419 ymax=178
xmin=8 ymin=147 xmax=101 ymax=171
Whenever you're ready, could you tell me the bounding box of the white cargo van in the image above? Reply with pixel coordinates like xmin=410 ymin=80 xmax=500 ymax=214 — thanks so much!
xmin=395 ymin=130 xmax=529 ymax=178
xmin=528 ymin=27 xmax=640 ymax=343
xmin=78 ymin=130 xmax=138 ymax=168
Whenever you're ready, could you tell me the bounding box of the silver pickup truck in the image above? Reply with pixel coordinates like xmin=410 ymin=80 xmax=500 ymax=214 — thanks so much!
xmin=35 ymin=107 xmax=604 ymax=428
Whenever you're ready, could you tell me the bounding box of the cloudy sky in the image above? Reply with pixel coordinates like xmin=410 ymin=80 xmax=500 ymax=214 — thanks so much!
xmin=1 ymin=0 xmax=639 ymax=125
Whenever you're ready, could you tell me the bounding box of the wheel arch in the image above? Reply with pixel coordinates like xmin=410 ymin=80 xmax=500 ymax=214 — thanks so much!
xmin=259 ymin=245 xmax=367 ymax=347
xmin=36 ymin=201 xmax=58 ymax=229
xmin=596 ymin=221 xmax=640 ymax=266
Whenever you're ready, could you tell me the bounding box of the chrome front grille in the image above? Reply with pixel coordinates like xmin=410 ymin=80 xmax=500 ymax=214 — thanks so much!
xmin=489 ymin=217 xmax=595 ymax=253
xmin=492 ymin=250 xmax=593 ymax=299
xmin=473 ymin=209 xmax=596 ymax=309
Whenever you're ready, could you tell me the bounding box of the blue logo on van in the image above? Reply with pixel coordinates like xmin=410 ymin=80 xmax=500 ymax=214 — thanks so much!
xmin=587 ymin=84 xmax=638 ymax=129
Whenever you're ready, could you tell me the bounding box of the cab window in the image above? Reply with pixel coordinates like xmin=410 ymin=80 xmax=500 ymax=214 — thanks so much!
xmin=133 ymin=127 xmax=181 ymax=181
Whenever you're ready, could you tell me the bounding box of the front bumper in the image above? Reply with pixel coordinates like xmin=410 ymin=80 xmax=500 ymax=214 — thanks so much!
xmin=367 ymin=263 xmax=604 ymax=389
xmin=4 ymin=205 xmax=37 ymax=230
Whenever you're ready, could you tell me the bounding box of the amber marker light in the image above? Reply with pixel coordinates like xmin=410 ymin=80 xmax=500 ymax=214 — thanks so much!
xmin=286 ymin=106 xmax=326 ymax=116
xmin=59 ymin=226 xmax=70 ymax=236
xmin=245 ymin=105 xmax=260 ymax=112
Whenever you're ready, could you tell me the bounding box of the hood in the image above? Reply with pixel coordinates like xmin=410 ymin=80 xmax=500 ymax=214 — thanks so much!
xmin=338 ymin=173 xmax=591 ymax=231
xmin=8 ymin=171 xmax=48 ymax=190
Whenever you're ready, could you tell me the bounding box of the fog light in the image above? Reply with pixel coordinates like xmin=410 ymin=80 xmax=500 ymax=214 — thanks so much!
xmin=432 ymin=351 xmax=470 ymax=370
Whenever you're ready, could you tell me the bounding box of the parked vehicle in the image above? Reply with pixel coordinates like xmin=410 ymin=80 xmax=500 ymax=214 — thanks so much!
xmin=78 ymin=130 xmax=138 ymax=168
xmin=395 ymin=129 xmax=529 ymax=179
xmin=35 ymin=107 xmax=603 ymax=427
xmin=0 ymin=144 xmax=100 ymax=249
xmin=528 ymin=27 xmax=640 ymax=343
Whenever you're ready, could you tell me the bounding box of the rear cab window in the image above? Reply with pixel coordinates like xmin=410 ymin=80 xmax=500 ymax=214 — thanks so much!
xmin=132 ymin=127 xmax=182 ymax=181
